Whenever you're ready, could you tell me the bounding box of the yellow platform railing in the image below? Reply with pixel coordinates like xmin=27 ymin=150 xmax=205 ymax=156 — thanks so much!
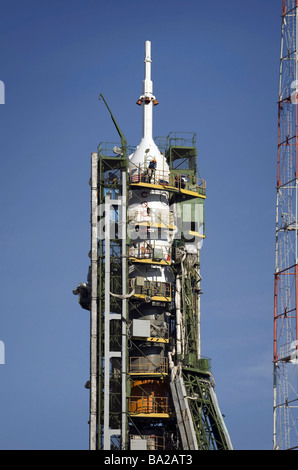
xmin=128 ymin=208 xmax=176 ymax=229
xmin=129 ymin=396 xmax=170 ymax=416
xmin=129 ymin=167 xmax=206 ymax=195
xmin=129 ymin=278 xmax=171 ymax=301
xmin=128 ymin=241 xmax=171 ymax=263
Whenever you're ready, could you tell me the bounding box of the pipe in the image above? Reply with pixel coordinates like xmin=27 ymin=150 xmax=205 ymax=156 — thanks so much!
xmin=175 ymin=277 xmax=182 ymax=356
xmin=121 ymin=170 xmax=127 ymax=449
xmin=89 ymin=152 xmax=98 ymax=450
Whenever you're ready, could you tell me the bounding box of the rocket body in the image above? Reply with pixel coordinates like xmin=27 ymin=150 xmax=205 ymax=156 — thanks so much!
xmin=74 ymin=38 xmax=232 ymax=451
xmin=128 ymin=41 xmax=173 ymax=294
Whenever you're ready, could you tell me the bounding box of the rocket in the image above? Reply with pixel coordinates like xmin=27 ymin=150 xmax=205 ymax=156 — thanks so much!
xmin=127 ymin=41 xmax=173 ymax=433
xmin=74 ymin=39 xmax=232 ymax=451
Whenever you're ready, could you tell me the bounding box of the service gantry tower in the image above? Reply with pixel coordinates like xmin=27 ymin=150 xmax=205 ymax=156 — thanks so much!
xmin=274 ymin=0 xmax=298 ymax=450
xmin=74 ymin=41 xmax=232 ymax=451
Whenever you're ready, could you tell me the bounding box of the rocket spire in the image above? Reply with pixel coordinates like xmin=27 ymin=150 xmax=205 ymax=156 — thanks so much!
xmin=136 ymin=40 xmax=158 ymax=140
xmin=144 ymin=40 xmax=152 ymax=96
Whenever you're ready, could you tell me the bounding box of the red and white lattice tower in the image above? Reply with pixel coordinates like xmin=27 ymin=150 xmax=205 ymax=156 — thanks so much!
xmin=274 ymin=0 xmax=298 ymax=450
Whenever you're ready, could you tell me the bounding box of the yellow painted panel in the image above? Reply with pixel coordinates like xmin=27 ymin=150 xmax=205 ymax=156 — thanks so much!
xmin=130 ymin=182 xmax=206 ymax=199
xmin=188 ymin=230 xmax=206 ymax=238
xmin=129 ymin=413 xmax=170 ymax=418
xmin=129 ymin=258 xmax=170 ymax=266
xmin=132 ymin=294 xmax=171 ymax=302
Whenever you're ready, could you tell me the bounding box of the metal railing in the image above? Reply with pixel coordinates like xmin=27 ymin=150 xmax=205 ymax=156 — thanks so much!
xmin=129 ymin=396 xmax=169 ymax=415
xmin=128 ymin=241 xmax=171 ymax=263
xmin=154 ymin=132 xmax=196 ymax=152
xmin=129 ymin=357 xmax=168 ymax=375
xmin=97 ymin=141 xmax=136 ymax=158
xmin=128 ymin=208 xmax=176 ymax=228
xmin=167 ymin=131 xmax=197 ymax=148
xmin=130 ymin=435 xmax=166 ymax=450
xmin=129 ymin=167 xmax=206 ymax=194
xmin=129 ymin=278 xmax=171 ymax=300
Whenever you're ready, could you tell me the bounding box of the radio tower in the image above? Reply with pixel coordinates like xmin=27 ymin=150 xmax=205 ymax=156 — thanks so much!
xmin=274 ymin=0 xmax=298 ymax=450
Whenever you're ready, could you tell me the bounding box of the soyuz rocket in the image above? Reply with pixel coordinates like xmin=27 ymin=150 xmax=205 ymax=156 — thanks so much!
xmin=74 ymin=40 xmax=232 ymax=451
xmin=127 ymin=41 xmax=174 ymax=412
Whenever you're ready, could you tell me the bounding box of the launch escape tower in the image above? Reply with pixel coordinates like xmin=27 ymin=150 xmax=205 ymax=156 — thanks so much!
xmin=274 ymin=0 xmax=298 ymax=450
xmin=73 ymin=41 xmax=232 ymax=451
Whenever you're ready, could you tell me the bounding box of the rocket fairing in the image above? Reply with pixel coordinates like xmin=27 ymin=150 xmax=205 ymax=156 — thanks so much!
xmin=128 ymin=42 xmax=174 ymax=443
xmin=73 ymin=40 xmax=232 ymax=451
xmin=128 ymin=40 xmax=172 ymax=304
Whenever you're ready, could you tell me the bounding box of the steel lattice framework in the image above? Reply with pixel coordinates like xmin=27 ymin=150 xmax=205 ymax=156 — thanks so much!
xmin=274 ymin=0 xmax=298 ymax=450
xmin=74 ymin=41 xmax=233 ymax=451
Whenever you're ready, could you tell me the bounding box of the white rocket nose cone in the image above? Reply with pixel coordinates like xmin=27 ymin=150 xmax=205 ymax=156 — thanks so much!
xmin=129 ymin=137 xmax=169 ymax=174
xmin=130 ymin=41 xmax=169 ymax=175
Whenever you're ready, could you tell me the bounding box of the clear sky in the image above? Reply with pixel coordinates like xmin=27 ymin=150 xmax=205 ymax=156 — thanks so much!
xmin=0 ymin=0 xmax=282 ymax=450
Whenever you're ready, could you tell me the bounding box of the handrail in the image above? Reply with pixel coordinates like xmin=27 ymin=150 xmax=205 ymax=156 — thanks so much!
xmin=130 ymin=434 xmax=166 ymax=450
xmin=129 ymin=396 xmax=169 ymax=414
xmin=129 ymin=166 xmax=206 ymax=193
xmin=128 ymin=208 xmax=175 ymax=228
xmin=129 ymin=356 xmax=168 ymax=374
xmin=128 ymin=241 xmax=171 ymax=262
xmin=129 ymin=278 xmax=171 ymax=299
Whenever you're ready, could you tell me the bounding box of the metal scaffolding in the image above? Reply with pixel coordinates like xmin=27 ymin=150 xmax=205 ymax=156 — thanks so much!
xmin=74 ymin=41 xmax=232 ymax=451
xmin=274 ymin=0 xmax=298 ymax=450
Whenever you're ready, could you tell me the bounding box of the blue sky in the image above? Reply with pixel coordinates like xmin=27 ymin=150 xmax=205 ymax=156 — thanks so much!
xmin=0 ymin=0 xmax=281 ymax=450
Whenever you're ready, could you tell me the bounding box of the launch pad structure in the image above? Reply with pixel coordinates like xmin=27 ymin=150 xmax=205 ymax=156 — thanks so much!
xmin=73 ymin=41 xmax=232 ymax=451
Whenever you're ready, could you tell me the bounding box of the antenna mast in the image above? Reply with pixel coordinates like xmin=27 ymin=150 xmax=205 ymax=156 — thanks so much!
xmin=274 ymin=0 xmax=298 ymax=450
